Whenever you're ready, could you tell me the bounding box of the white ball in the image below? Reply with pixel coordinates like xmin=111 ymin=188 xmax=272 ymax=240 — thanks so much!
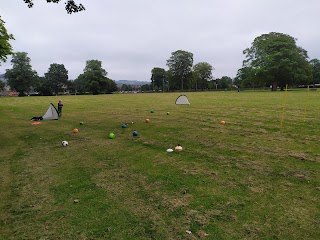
xmin=62 ymin=140 xmax=68 ymax=146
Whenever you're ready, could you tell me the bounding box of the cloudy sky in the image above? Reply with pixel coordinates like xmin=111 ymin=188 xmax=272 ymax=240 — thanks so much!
xmin=0 ymin=0 xmax=319 ymax=81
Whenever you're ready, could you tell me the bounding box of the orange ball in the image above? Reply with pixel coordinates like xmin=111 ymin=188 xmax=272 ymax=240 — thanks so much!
xmin=73 ymin=128 xmax=79 ymax=133
xmin=220 ymin=120 xmax=226 ymax=125
xmin=146 ymin=118 xmax=150 ymax=123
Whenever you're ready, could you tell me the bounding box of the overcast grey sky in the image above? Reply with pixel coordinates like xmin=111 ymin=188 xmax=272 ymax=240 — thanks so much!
xmin=1 ymin=0 xmax=319 ymax=81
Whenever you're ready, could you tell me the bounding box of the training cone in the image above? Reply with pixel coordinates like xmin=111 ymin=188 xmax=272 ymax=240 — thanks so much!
xmin=220 ymin=120 xmax=226 ymax=125
xmin=73 ymin=128 xmax=79 ymax=133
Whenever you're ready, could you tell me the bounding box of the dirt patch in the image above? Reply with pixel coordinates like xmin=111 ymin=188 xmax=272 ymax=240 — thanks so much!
xmin=289 ymin=151 xmax=318 ymax=162
xmin=279 ymin=171 xmax=312 ymax=182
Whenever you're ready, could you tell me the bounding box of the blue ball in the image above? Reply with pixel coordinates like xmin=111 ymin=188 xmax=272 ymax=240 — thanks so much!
xmin=122 ymin=124 xmax=127 ymax=128
xmin=133 ymin=131 xmax=139 ymax=137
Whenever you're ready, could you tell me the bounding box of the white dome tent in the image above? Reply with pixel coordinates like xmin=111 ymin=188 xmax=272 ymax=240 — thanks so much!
xmin=175 ymin=95 xmax=190 ymax=105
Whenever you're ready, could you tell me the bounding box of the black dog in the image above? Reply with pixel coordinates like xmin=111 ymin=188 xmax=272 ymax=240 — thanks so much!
xmin=31 ymin=116 xmax=43 ymax=121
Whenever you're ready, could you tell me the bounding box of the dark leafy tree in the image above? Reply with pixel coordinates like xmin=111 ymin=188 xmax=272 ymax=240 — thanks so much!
xmin=121 ymin=84 xmax=129 ymax=91
xmin=207 ymin=79 xmax=216 ymax=90
xmin=151 ymin=67 xmax=166 ymax=91
xmin=65 ymin=79 xmax=75 ymax=93
xmin=0 ymin=16 xmax=14 ymax=65
xmin=166 ymin=50 xmax=193 ymax=90
xmin=45 ymin=63 xmax=68 ymax=95
xmin=87 ymin=80 xmax=101 ymax=94
xmin=141 ymin=84 xmax=151 ymax=92
xmin=243 ymin=32 xmax=312 ymax=91
xmin=75 ymin=60 xmax=115 ymax=94
xmin=34 ymin=76 xmax=53 ymax=95
xmin=108 ymin=80 xmax=118 ymax=92
xmin=5 ymin=52 xmax=37 ymax=96
xmin=83 ymin=60 xmax=108 ymax=94
xmin=216 ymin=76 xmax=232 ymax=89
xmin=193 ymin=62 xmax=214 ymax=90
xmin=234 ymin=67 xmax=249 ymax=88
xmin=165 ymin=70 xmax=177 ymax=90
xmin=0 ymin=80 xmax=5 ymax=91
xmin=234 ymin=67 xmax=265 ymax=88
xmin=73 ymin=73 xmax=87 ymax=93
xmin=23 ymin=0 xmax=85 ymax=14
xmin=309 ymin=59 xmax=320 ymax=85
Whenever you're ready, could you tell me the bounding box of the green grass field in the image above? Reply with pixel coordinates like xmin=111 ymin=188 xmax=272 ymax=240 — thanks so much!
xmin=0 ymin=91 xmax=319 ymax=239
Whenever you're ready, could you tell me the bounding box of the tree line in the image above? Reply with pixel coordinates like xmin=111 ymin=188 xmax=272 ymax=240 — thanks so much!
xmin=150 ymin=33 xmax=320 ymax=92
xmin=1 ymin=13 xmax=320 ymax=95
xmin=2 ymin=51 xmax=117 ymax=96
xmin=235 ymin=32 xmax=320 ymax=91
xmin=149 ymin=51 xmax=232 ymax=91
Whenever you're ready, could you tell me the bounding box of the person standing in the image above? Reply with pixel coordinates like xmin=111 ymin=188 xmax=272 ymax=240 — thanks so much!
xmin=58 ymin=99 xmax=63 ymax=117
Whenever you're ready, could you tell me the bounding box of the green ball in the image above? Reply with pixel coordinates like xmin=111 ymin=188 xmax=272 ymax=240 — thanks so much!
xmin=108 ymin=133 xmax=115 ymax=139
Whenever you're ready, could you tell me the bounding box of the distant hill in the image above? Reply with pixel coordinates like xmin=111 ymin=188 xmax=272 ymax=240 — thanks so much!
xmin=116 ymin=80 xmax=150 ymax=86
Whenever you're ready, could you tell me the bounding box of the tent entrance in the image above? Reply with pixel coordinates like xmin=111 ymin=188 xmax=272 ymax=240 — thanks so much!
xmin=175 ymin=95 xmax=190 ymax=105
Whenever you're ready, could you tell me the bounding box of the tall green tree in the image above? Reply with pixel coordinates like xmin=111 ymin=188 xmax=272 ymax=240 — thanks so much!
xmin=45 ymin=63 xmax=68 ymax=95
xmin=33 ymin=76 xmax=53 ymax=96
xmin=106 ymin=79 xmax=118 ymax=92
xmin=5 ymin=52 xmax=37 ymax=96
xmin=76 ymin=60 xmax=116 ymax=94
xmin=216 ymin=76 xmax=232 ymax=89
xmin=151 ymin=67 xmax=166 ymax=91
xmin=309 ymin=59 xmax=320 ymax=85
xmin=23 ymin=0 xmax=85 ymax=14
xmin=243 ymin=32 xmax=312 ymax=90
xmin=141 ymin=84 xmax=151 ymax=92
xmin=234 ymin=67 xmax=266 ymax=88
xmin=65 ymin=79 xmax=75 ymax=94
xmin=83 ymin=60 xmax=107 ymax=94
xmin=74 ymin=73 xmax=88 ymax=93
xmin=0 ymin=16 xmax=14 ymax=65
xmin=193 ymin=62 xmax=213 ymax=90
xmin=166 ymin=50 xmax=193 ymax=90
xmin=121 ymin=84 xmax=129 ymax=92
xmin=0 ymin=80 xmax=5 ymax=91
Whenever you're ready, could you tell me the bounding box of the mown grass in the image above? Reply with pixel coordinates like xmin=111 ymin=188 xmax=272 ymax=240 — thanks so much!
xmin=0 ymin=90 xmax=319 ymax=239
